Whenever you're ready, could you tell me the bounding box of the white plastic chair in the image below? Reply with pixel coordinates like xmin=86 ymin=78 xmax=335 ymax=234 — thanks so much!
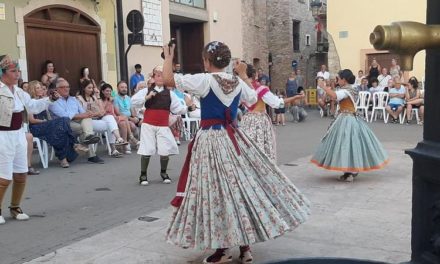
xmin=357 ymin=91 xmax=371 ymax=121
xmin=402 ymin=108 xmax=421 ymax=124
xmin=370 ymin=92 xmax=389 ymax=123
xmin=23 ymin=123 xmax=49 ymax=169
xmin=91 ymin=131 xmax=112 ymax=155
xmin=182 ymin=113 xmax=200 ymax=141
xmin=33 ymin=137 xmax=49 ymax=169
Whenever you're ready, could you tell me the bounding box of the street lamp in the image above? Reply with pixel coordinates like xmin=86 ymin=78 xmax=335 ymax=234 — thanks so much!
xmin=310 ymin=0 xmax=322 ymax=18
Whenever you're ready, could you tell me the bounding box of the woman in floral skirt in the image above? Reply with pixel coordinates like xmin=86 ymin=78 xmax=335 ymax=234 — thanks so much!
xmin=311 ymin=69 xmax=389 ymax=182
xmin=241 ymin=64 xmax=304 ymax=162
xmin=163 ymin=41 xmax=310 ymax=264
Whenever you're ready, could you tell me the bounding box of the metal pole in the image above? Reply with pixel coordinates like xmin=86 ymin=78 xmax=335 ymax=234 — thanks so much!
xmin=116 ymin=0 xmax=127 ymax=83
xmin=125 ymin=44 xmax=133 ymax=96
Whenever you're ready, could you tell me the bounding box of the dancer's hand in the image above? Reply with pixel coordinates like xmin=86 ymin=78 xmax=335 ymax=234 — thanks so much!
xmin=162 ymin=43 xmax=175 ymax=60
xmin=145 ymin=90 xmax=156 ymax=100
xmin=233 ymin=60 xmax=248 ymax=80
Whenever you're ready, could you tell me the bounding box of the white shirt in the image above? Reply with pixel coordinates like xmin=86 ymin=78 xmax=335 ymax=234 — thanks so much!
xmin=260 ymin=89 xmax=284 ymax=109
xmin=317 ymin=71 xmax=330 ymax=80
xmin=335 ymin=88 xmax=356 ymax=104
xmin=377 ymin=74 xmax=392 ymax=89
xmin=4 ymin=84 xmax=50 ymax=114
xmin=131 ymin=86 xmax=187 ymax=115
xmin=354 ymin=76 xmax=365 ymax=86
xmin=369 ymin=86 xmax=383 ymax=94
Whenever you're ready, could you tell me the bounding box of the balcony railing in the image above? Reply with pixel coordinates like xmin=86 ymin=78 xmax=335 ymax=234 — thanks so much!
xmin=170 ymin=0 xmax=206 ymax=9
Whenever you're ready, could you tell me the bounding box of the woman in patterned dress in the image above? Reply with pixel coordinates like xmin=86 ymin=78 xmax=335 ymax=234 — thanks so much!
xmin=163 ymin=42 xmax=311 ymax=264
xmin=311 ymin=69 xmax=389 ymax=182
xmin=241 ymin=64 xmax=304 ymax=162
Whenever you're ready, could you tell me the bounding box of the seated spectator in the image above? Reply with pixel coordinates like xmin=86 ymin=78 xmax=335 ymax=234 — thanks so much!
xmin=368 ymin=79 xmax=382 ymax=109
xmin=317 ymin=77 xmax=336 ymax=117
xmin=49 ymin=78 xmax=104 ymax=164
xmin=41 ymin=83 xmax=48 ymax=97
xmin=187 ymin=93 xmax=200 ymax=119
xmin=20 ymin=82 xmax=29 ymax=93
xmin=27 ymin=80 xmax=86 ymax=168
xmin=385 ymin=77 xmax=406 ymax=123
xmin=357 ymin=77 xmax=369 ymax=92
xmin=134 ymin=81 xmax=148 ymax=94
xmin=291 ymin=86 xmax=308 ymax=122
xmin=77 ymin=80 xmax=128 ymax=157
xmin=405 ymin=77 xmax=424 ymax=124
xmin=383 ymin=79 xmax=394 ymax=93
xmin=114 ymin=81 xmax=140 ymax=138
xmin=100 ymin=82 xmax=139 ymax=154
xmin=369 ymin=79 xmax=381 ymax=93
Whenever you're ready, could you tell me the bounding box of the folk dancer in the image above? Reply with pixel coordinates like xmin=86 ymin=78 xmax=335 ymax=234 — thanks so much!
xmin=131 ymin=66 xmax=194 ymax=185
xmin=311 ymin=69 xmax=389 ymax=182
xmin=0 ymin=55 xmax=57 ymax=224
xmin=163 ymin=42 xmax=310 ymax=264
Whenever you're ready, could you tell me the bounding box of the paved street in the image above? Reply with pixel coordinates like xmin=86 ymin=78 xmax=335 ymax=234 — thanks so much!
xmin=1 ymin=110 xmax=422 ymax=264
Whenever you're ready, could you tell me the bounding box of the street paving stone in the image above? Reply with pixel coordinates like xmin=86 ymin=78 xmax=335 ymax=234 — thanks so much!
xmin=24 ymin=142 xmax=412 ymax=264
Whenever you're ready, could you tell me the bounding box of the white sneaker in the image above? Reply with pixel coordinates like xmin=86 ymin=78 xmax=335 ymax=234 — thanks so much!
xmin=161 ymin=173 xmax=172 ymax=184
xmin=139 ymin=175 xmax=148 ymax=186
xmin=10 ymin=207 xmax=30 ymax=221
xmin=0 ymin=215 xmax=5 ymax=225
xmin=140 ymin=180 xmax=149 ymax=186
xmin=15 ymin=213 xmax=30 ymax=221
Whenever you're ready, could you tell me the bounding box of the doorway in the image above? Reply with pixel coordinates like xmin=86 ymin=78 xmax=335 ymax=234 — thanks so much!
xmin=170 ymin=17 xmax=204 ymax=74
xmin=24 ymin=5 xmax=101 ymax=95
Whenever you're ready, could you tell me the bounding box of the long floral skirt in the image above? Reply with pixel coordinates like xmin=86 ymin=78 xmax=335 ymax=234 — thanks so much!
xmin=166 ymin=128 xmax=310 ymax=250
xmin=311 ymin=113 xmax=389 ymax=172
xmin=241 ymin=112 xmax=277 ymax=162
xmin=169 ymin=114 xmax=183 ymax=138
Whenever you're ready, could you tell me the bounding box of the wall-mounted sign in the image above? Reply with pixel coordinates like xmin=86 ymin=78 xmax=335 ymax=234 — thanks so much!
xmin=292 ymin=60 xmax=298 ymax=69
xmin=142 ymin=0 xmax=163 ymax=46
xmin=0 ymin=3 xmax=6 ymax=21
xmin=339 ymin=31 xmax=349 ymax=39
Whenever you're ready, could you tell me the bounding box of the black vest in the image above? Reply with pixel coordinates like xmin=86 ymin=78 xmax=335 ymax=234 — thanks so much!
xmin=144 ymin=87 xmax=171 ymax=110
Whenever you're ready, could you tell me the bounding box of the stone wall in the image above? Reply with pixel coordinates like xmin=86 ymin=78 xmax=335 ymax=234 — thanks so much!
xmin=240 ymin=0 xmax=269 ymax=73
xmin=267 ymin=0 xmax=318 ymax=91
xmin=327 ymin=32 xmax=341 ymax=77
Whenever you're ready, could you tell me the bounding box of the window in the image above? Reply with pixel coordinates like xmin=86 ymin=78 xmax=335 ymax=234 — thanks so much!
xmin=293 ymin=20 xmax=301 ymax=52
xmin=169 ymin=0 xmax=206 ymax=9
xmin=305 ymin=34 xmax=311 ymax=46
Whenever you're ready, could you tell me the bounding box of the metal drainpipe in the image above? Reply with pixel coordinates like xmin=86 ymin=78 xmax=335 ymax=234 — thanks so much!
xmin=116 ymin=0 xmax=127 ymax=82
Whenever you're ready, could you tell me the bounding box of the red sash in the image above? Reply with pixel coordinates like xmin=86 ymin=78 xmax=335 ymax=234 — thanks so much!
xmin=0 ymin=112 xmax=23 ymax=131
xmin=143 ymin=109 xmax=169 ymax=127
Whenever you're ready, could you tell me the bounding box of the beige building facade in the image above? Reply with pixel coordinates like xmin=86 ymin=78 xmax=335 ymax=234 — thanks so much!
xmin=122 ymin=0 xmax=265 ymax=80
xmin=327 ymin=0 xmax=427 ymax=80
xmin=0 ymin=0 xmax=118 ymax=87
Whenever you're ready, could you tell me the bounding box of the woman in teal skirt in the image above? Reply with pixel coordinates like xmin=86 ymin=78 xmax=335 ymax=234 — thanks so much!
xmin=311 ymin=69 xmax=389 ymax=182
